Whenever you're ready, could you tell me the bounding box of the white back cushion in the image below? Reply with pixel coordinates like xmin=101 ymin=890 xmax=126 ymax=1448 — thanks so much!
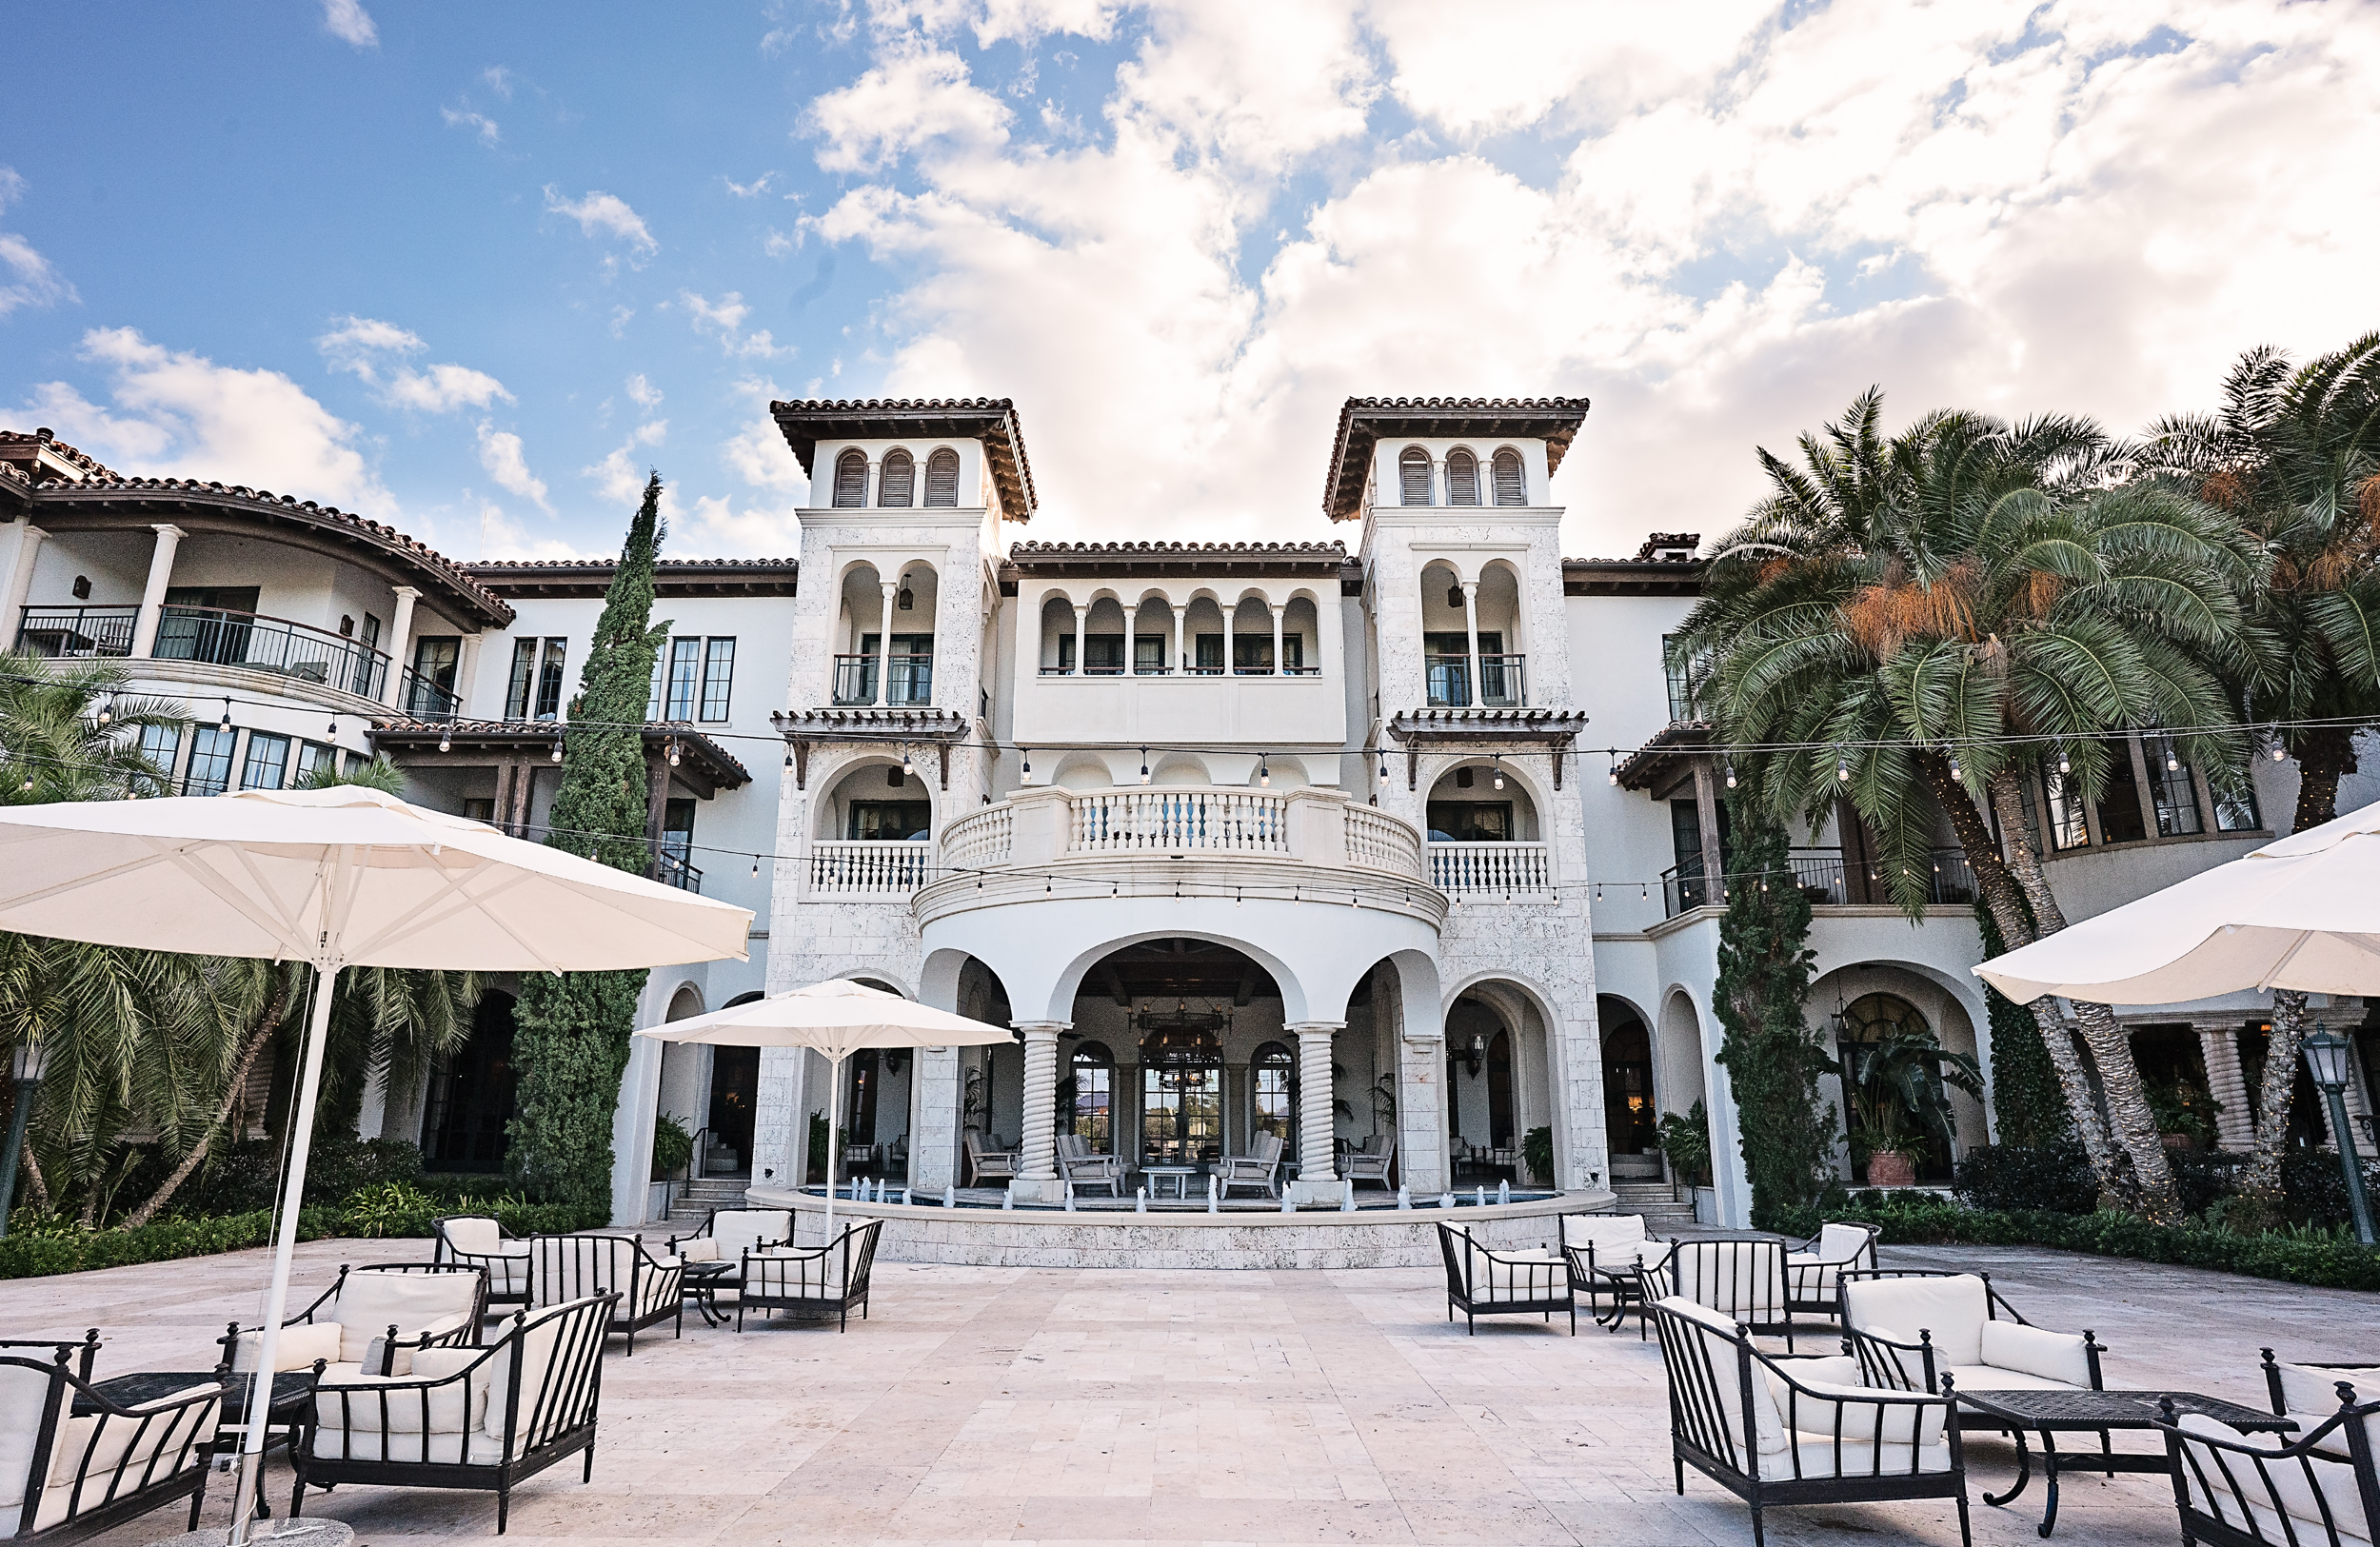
xmin=332 ymin=1272 xmax=482 ymax=1365
xmin=0 ymin=1363 xmax=55 ymax=1514
xmin=1657 ymin=1298 xmax=1788 ymax=1458
xmin=1560 ymin=1214 xmax=1648 ymax=1253
xmin=2276 ymin=1363 xmax=2380 ymax=1461
xmin=441 ymin=1217 xmax=519 ymax=1257
xmin=488 ymin=1301 xmax=588 ymax=1444
xmin=231 ymin=1320 xmax=344 ymax=1374
xmin=1980 ymin=1320 xmax=2092 ymax=1387
xmin=711 ymin=1211 xmax=791 ymax=1257
xmin=1842 ymin=1275 xmax=1989 ymax=1366
xmin=1671 ymin=1240 xmax=1784 ymax=1319
xmin=1815 ymin=1222 xmax=1872 ymax=1263
xmin=2177 ymin=1413 xmax=2372 ymax=1545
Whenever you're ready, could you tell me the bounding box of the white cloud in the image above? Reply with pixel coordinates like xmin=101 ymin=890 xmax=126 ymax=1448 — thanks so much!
xmin=764 ymin=228 xmax=797 ymax=258
xmin=725 ymin=172 xmax=775 ymax=197
xmin=625 ymin=373 xmax=664 ymax=409
xmin=481 ymin=66 xmax=515 ymax=99
xmin=679 ymin=492 xmax=802 ymax=558
xmin=0 ymin=168 xmax=76 ymax=318
xmin=474 ymin=501 xmax=583 ymax=562
xmin=20 ymin=327 xmax=393 ymax=515
xmin=542 ymin=187 xmax=658 ymax=257
xmin=680 ymin=289 xmax=787 ymax=359
xmin=582 ymin=420 xmax=668 ymax=506
xmin=320 ymin=0 xmax=378 ymax=49
xmin=795 ymin=0 xmax=2380 ymax=550
xmin=441 ymin=105 xmax=500 ymax=147
xmin=316 ymin=315 xmax=512 ymax=413
xmin=475 ymin=422 xmax=550 ymax=511
xmin=720 ymin=375 xmax=804 ymax=492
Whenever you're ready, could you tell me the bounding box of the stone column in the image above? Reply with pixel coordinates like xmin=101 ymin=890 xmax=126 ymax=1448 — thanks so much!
xmin=1122 ymin=603 xmax=1136 ymax=677
xmin=2198 ymin=1025 xmax=2255 ymax=1151
xmin=1011 ymin=1021 xmax=1068 ymax=1204
xmin=1285 ymin=1021 xmax=1343 ymax=1204
xmin=0 ymin=525 xmax=46 ymax=645
xmin=875 ymin=581 xmax=898 ymax=705
xmin=1071 ymin=605 xmax=1088 ymax=677
xmin=128 ymin=524 xmax=186 ymax=659
xmin=1270 ymin=603 xmax=1286 ymax=676
xmin=909 ymin=1046 xmax=961 ymax=1191
xmin=1223 ymin=598 xmax=1236 ymax=676
xmin=1432 ymin=455 xmax=1449 ymax=507
xmin=380 ymin=585 xmax=420 ymax=706
xmin=1460 ymin=579 xmax=1482 ymax=708
xmin=1172 ymin=604 xmax=1188 ymax=674
xmin=453 ymin=631 xmax=483 ymax=718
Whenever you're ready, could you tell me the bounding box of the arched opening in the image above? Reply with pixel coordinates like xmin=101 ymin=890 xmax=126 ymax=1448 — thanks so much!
xmin=832 ymin=448 xmax=867 ymax=508
xmin=878 ymin=447 xmax=915 ymax=507
xmin=923 ymin=447 xmax=961 ymax=506
xmin=1656 ymin=990 xmax=1713 ymax=1191
xmin=1424 ymin=761 xmax=1539 ymax=842
xmin=1446 ymin=447 xmax=1479 ymax=506
xmin=420 ymin=987 xmax=517 ymax=1176
xmin=834 ymin=562 xmax=937 ymax=706
xmin=1600 ymin=999 xmax=1657 ymax=1165
xmin=1067 ymin=938 xmax=1288 ymax=1168
xmin=957 ymin=958 xmax=1015 ymax=1183
xmin=1398 ymin=445 xmax=1433 ymax=506
xmin=1445 ymin=994 xmax=1518 ymax=1183
xmin=1491 ymin=446 xmax=1527 ymax=506
xmin=811 ymin=759 xmax=932 ymax=897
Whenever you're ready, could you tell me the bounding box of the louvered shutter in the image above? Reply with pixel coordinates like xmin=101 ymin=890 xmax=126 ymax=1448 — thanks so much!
xmin=880 ymin=449 xmax=915 ymax=506
xmin=923 ymin=448 xmax=961 ymax=506
xmin=1398 ymin=447 xmax=1433 ymax=506
xmin=1447 ymin=450 xmax=1479 ymax=506
xmin=832 ymin=450 xmax=867 ymax=508
xmin=1492 ymin=449 xmax=1527 ymax=506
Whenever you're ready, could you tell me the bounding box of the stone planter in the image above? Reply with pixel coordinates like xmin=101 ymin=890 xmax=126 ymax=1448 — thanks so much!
xmin=2161 ymin=1133 xmax=2200 ymax=1153
xmin=1864 ymin=1150 xmax=1918 ymax=1187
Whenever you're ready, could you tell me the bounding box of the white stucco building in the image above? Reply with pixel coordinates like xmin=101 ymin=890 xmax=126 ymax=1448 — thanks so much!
xmin=4 ymin=399 xmax=2372 ymax=1231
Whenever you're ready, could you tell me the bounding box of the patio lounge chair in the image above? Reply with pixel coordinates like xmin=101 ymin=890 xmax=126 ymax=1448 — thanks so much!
xmin=1557 ymin=1213 xmax=1670 ymax=1330
xmin=1056 ymin=1133 xmax=1124 ymax=1198
xmin=1651 ymin=1296 xmax=1972 ymax=1547
xmin=1436 ymin=1222 xmax=1574 ymax=1335
xmin=1784 ymin=1221 xmax=1879 ymax=1319
xmin=739 ymin=1220 xmax=883 ymax=1332
xmin=435 ymin=1215 xmax=533 ymax=1308
xmin=1638 ymin=1237 xmax=1797 ymax=1349
xmin=227 ymin=1261 xmax=489 ymax=1379
xmin=1214 ymin=1133 xmax=1282 ymax=1200
xmin=0 ymin=1346 xmax=223 ymax=1542
xmin=2262 ymin=1348 xmax=2380 ymax=1451
xmin=669 ymin=1209 xmax=795 ymax=1316
xmin=1344 ymin=1134 xmax=1395 ymax=1189
xmin=528 ymin=1235 xmax=684 ymax=1355
xmin=293 ymin=1292 xmax=617 ymax=1537
xmin=1838 ymin=1270 xmax=2104 ymax=1419
xmin=963 ymin=1133 xmax=1018 ymax=1186
xmin=2154 ymin=1381 xmax=2379 ymax=1547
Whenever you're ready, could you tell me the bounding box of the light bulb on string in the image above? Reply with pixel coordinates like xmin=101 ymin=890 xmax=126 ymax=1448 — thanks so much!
xmin=438 ymin=726 xmax=451 ymax=753
xmin=1836 ymin=751 xmax=1851 ymax=783
xmin=1492 ymin=754 xmax=1504 ymax=791
xmin=751 ymin=855 xmax=761 ymax=878
xmin=1259 ymin=754 xmax=1269 ymax=788
xmin=219 ymin=699 xmax=233 ymax=735
xmin=2057 ymin=746 xmax=2070 ymax=775
xmin=1723 ymin=760 xmax=1735 ymax=789
xmin=2165 ymin=741 xmax=2180 ymax=772
xmin=1020 ymin=749 xmax=1032 ymax=783
xmin=2269 ymin=724 xmax=2285 ymax=761
xmin=327 ymin=716 xmax=338 ymax=738
xmin=902 ymin=746 xmax=912 ymax=774
xmin=551 ymin=737 xmax=564 ymax=764
xmin=94 ymin=695 xmax=111 ymax=727
xmin=668 ymin=740 xmax=681 ymax=768
xmin=1140 ymin=747 xmax=1150 ymax=784
xmin=1378 ymin=754 xmax=1390 ymax=785
xmin=1607 ymin=757 xmax=1618 ymax=785
xmin=1948 ymin=747 xmax=1962 ymax=782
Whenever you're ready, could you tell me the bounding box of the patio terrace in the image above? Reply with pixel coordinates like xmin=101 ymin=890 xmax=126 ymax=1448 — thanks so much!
xmin=7 ymin=1235 xmax=2372 ymax=1546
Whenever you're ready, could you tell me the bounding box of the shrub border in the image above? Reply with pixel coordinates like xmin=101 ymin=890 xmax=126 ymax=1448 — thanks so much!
xmin=0 ymin=1197 xmax=602 ymax=1280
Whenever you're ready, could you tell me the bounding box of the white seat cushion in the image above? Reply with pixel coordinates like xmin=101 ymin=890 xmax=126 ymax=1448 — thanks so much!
xmin=25 ymin=1383 xmax=216 ymax=1535
xmin=1841 ymin=1275 xmax=1990 ymax=1365
xmin=678 ymin=1238 xmax=722 ymax=1263
xmin=2176 ymin=1414 xmax=2372 ymax=1547
xmin=308 ymin=1428 xmax=483 ymax=1465
xmin=1780 ymin=1434 xmax=1956 ymax=1478
xmin=1942 ymin=1364 xmax=2079 ymax=1394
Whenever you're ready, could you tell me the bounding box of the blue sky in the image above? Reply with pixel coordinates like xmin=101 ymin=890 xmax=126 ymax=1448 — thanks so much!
xmin=4 ymin=2 xmax=2375 ymax=562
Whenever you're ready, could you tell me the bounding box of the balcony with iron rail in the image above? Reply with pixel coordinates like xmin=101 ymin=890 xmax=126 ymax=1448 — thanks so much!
xmin=1423 ymin=653 xmax=1524 ymax=708
xmin=17 ymin=603 xmax=393 ymax=703
xmin=831 ymin=653 xmax=934 ymax=706
xmin=1656 ymin=846 xmax=1980 ymax=920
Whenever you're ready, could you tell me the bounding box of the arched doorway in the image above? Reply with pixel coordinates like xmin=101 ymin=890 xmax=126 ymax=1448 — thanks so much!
xmin=1445 ymin=993 xmax=1517 ymax=1182
xmin=704 ymin=988 xmax=764 ymax=1180
xmin=1835 ymin=991 xmax=1960 ymax=1183
xmin=1067 ymin=937 xmax=1287 ymax=1168
xmin=1600 ymin=1002 xmax=1657 ymax=1160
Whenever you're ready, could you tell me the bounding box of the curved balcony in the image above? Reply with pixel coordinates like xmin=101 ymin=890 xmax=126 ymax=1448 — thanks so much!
xmin=16 ymin=602 xmax=393 ymax=710
xmin=920 ymin=784 xmax=1435 ymax=924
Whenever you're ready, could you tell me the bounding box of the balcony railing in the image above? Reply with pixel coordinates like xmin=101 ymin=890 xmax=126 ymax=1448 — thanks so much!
xmin=1429 ymin=840 xmax=1552 ymax=898
xmin=1424 ymin=653 xmax=1525 ymax=708
xmin=831 ymin=653 xmax=934 ymax=706
xmin=657 ymin=851 xmax=704 ymax=893
xmin=1656 ymin=846 xmax=1980 ymax=919
xmin=935 ymin=786 xmax=1427 ymax=887
xmin=1068 ymin=788 xmax=1287 ymax=854
xmin=400 ymin=667 xmax=461 ymax=719
xmin=155 ymin=605 xmax=390 ymax=698
xmin=16 ymin=605 xmax=137 ymax=658
xmin=809 ymin=840 xmax=935 ymax=898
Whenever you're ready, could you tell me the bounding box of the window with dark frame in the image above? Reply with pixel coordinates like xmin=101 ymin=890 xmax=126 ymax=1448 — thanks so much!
xmin=138 ymin=723 xmax=183 ymax=789
xmin=2094 ymin=745 xmax=2149 ymax=843
xmin=533 ymin=638 xmax=567 ymax=720
xmin=847 ymin=801 xmax=931 ymax=841
xmin=183 ymin=725 xmax=236 ymax=796
xmin=297 ymin=741 xmax=340 ymax=783
xmin=239 ymin=731 xmax=291 ymax=791
xmin=701 ymin=638 xmax=735 ymax=720
xmin=1429 ymin=802 xmax=1514 ymax=843
xmin=665 ymin=637 xmax=703 ymax=721
xmin=2213 ymin=778 xmax=2263 ymax=832
xmin=2147 ymin=740 xmax=2204 ymax=837
xmin=2042 ymin=769 xmax=2091 ymax=850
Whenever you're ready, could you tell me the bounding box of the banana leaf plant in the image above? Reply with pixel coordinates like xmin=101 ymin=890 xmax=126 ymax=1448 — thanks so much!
xmin=1843 ymin=1027 xmax=1984 ymax=1159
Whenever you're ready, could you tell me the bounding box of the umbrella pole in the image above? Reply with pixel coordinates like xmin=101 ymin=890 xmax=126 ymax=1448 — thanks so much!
xmin=823 ymin=1052 xmax=842 ymax=1241
xmin=229 ymin=957 xmax=340 ymax=1544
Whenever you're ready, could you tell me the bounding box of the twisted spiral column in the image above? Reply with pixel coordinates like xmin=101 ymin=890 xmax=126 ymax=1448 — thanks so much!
xmin=1017 ymin=1022 xmax=1067 ymax=1182
xmin=1292 ymin=1022 xmax=1343 ymax=1184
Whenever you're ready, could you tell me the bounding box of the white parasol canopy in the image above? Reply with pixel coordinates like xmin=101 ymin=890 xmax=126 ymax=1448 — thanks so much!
xmin=636 ymin=979 xmax=1013 ymax=1231
xmin=1974 ymin=798 xmax=2380 ymax=1005
xmin=0 ymin=783 xmax=751 ymax=1537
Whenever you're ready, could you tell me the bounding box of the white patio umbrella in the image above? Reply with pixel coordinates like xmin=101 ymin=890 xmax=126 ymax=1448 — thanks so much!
xmin=1974 ymin=798 xmax=2380 ymax=1005
xmin=0 ymin=783 xmax=751 ymax=1538
xmin=635 ymin=979 xmax=1013 ymax=1233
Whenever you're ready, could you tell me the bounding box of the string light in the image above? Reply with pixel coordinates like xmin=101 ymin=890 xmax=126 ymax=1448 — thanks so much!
xmin=437 ymin=725 xmax=451 ymax=752
xmin=751 ymin=855 xmax=761 ymax=878
xmin=2057 ymin=746 xmax=2070 ymax=775
xmin=2165 ymin=740 xmax=2181 ymax=772
xmin=1723 ymin=759 xmax=1736 ymax=789
xmin=1607 ymin=757 xmax=1618 ymax=785
xmin=1492 ymin=754 xmax=1505 ymax=791
xmin=550 ymin=737 xmax=564 ymax=764
xmin=93 ymin=695 xmax=111 ymax=727
xmin=667 ymin=739 xmax=681 ymax=768
xmin=1021 ymin=749 xmax=1032 ymax=783
xmin=327 ymin=716 xmax=338 ymax=738
xmin=902 ymin=745 xmax=912 ymax=774
xmin=219 ymin=699 xmax=233 ymax=735
xmin=1259 ymin=753 xmax=1269 ymax=787
xmin=1836 ymin=750 xmax=1851 ymax=783
xmin=1948 ymin=747 xmax=1962 ymax=782
xmin=1140 ymin=747 xmax=1151 ymax=784
xmin=1378 ymin=753 xmax=1390 ymax=784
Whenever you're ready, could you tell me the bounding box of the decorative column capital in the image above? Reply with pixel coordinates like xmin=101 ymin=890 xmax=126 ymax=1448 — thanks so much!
xmin=390 ymin=584 xmax=423 ymax=600
xmin=149 ymin=523 xmax=187 ymax=543
xmin=1012 ymin=1020 xmax=1071 ymax=1037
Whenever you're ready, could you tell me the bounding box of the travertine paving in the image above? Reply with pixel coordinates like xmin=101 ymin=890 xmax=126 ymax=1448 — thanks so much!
xmin=0 ymin=1235 xmax=2370 ymax=1545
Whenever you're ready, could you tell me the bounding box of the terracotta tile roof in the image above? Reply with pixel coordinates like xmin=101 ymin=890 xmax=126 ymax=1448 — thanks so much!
xmin=24 ymin=471 xmax=513 ymax=629
xmin=769 ymin=397 xmax=1036 ymax=520
xmin=368 ymin=717 xmax=751 ymax=788
xmin=466 ymin=557 xmax=801 ymax=599
xmin=1322 ymin=397 xmax=1590 ymax=522
xmin=1012 ymin=541 xmax=1346 ymax=556
xmin=0 ymin=428 xmax=121 ymax=481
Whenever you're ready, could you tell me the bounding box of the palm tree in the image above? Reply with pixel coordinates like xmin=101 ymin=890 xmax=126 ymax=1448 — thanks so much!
xmin=0 ymin=648 xmax=185 ymax=803
xmin=1680 ymin=397 xmax=2264 ymax=1221
xmin=2139 ymin=333 xmax=2380 ymax=1220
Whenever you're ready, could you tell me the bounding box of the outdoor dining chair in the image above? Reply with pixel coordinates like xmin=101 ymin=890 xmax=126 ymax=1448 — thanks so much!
xmin=0 ymin=1341 xmax=224 ymax=1540
xmin=1638 ymin=1237 xmax=1797 ymax=1349
xmin=1056 ymin=1132 xmax=1124 ymax=1198
xmin=528 ymin=1234 xmax=684 ymax=1355
xmin=293 ymin=1291 xmax=618 ymax=1536
xmin=1435 ymin=1222 xmax=1574 ymax=1335
xmin=434 ymin=1214 xmax=532 ymax=1308
xmin=1215 ymin=1133 xmax=1283 ymax=1200
xmin=963 ymin=1133 xmax=1018 ymax=1186
xmin=2261 ymin=1347 xmax=2380 ymax=1449
xmin=1344 ymin=1134 xmax=1396 ymax=1189
xmin=1837 ymin=1270 xmax=2105 ymax=1416
xmin=1650 ymin=1296 xmax=1972 ymax=1547
xmin=1783 ymin=1220 xmax=1879 ymax=1319
xmin=2154 ymin=1380 xmax=2379 ymax=1547
xmin=739 ymin=1220 xmax=883 ymax=1332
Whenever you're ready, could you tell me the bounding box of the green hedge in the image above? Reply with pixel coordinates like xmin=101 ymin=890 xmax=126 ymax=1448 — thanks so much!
xmin=0 ymin=1186 xmax=605 ymax=1280
xmin=1773 ymin=1194 xmax=2380 ymax=1292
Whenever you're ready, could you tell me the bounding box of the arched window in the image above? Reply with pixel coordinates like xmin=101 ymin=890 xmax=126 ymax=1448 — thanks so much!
xmin=1491 ymin=448 xmax=1527 ymax=506
xmin=832 ymin=448 xmax=867 ymax=508
xmin=923 ymin=447 xmax=961 ymax=506
xmin=1398 ymin=446 xmax=1434 ymax=506
xmin=879 ymin=447 xmax=915 ymax=507
xmin=1446 ymin=448 xmax=1479 ymax=506
xmin=1251 ymin=1041 xmax=1295 ymax=1159
xmin=1069 ymin=1041 xmax=1114 ymax=1150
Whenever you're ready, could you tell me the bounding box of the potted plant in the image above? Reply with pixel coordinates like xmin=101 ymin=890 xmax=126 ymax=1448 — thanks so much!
xmin=2148 ymin=1080 xmax=2221 ymax=1152
xmin=1842 ymin=1025 xmax=1982 ymax=1186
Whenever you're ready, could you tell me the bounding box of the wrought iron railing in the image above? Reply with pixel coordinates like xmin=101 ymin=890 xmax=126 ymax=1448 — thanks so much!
xmin=400 ymin=667 xmax=461 ymax=719
xmin=152 ymin=605 xmax=390 ymax=698
xmin=15 ymin=605 xmax=137 ymax=658
xmin=831 ymin=653 xmax=933 ymax=705
xmin=1424 ymin=653 xmax=1525 ymax=707
xmin=1657 ymin=846 xmax=1980 ymax=919
xmin=656 ymin=851 xmax=703 ymax=893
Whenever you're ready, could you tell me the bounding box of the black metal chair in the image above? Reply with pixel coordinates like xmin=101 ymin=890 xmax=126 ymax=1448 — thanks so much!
xmin=0 ymin=1347 xmax=224 ymax=1541
xmin=1650 ymin=1296 xmax=1972 ymax=1547
xmin=1837 ymin=1269 xmax=2104 ymax=1420
xmin=1638 ymin=1237 xmax=1796 ymax=1350
xmin=2263 ymin=1347 xmax=2380 ymax=1429
xmin=738 ymin=1220 xmax=883 ymax=1332
xmin=293 ymin=1291 xmax=619 ymax=1536
xmin=434 ymin=1215 xmax=533 ymax=1309
xmin=2155 ymin=1382 xmax=2380 ymax=1547
xmin=1435 ymin=1222 xmax=1574 ymax=1336
xmin=1556 ymin=1212 xmax=1668 ymax=1332
xmin=527 ymin=1234 xmax=684 ymax=1354
xmin=1782 ymin=1220 xmax=1879 ymax=1319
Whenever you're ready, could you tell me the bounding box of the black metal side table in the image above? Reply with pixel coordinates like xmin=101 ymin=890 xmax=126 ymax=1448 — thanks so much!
xmin=682 ymin=1259 xmax=740 ymax=1327
xmin=79 ymin=1370 xmax=315 ymax=1524
xmin=1953 ymin=1386 xmax=2295 ymax=1537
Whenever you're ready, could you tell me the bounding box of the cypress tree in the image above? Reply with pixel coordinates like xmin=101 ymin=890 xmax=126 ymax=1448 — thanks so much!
xmin=506 ymin=473 xmax=671 ymax=1219
xmin=1710 ymin=785 xmax=1838 ymax=1227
